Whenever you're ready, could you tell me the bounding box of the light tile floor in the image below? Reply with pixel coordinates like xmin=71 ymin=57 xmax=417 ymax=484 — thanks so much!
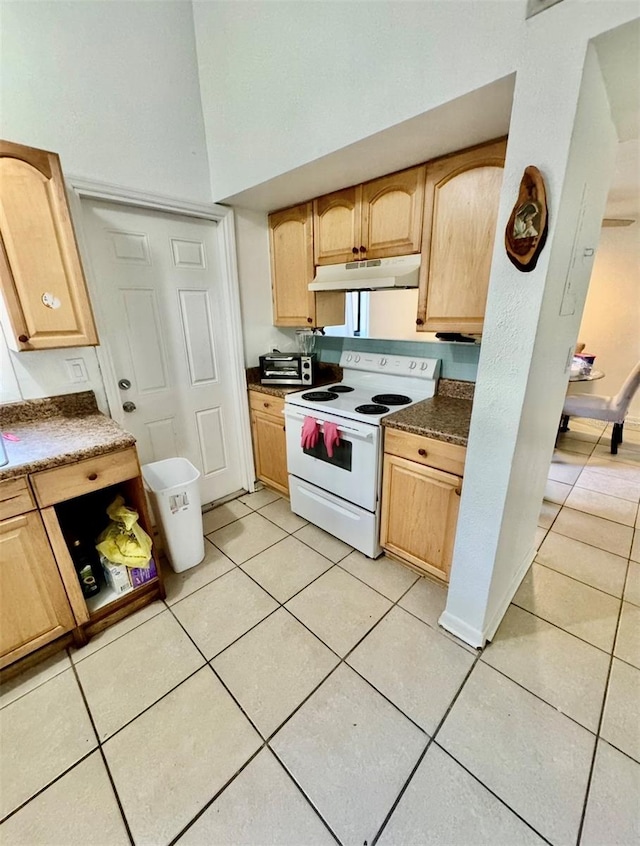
xmin=1 ymin=418 xmax=639 ymax=845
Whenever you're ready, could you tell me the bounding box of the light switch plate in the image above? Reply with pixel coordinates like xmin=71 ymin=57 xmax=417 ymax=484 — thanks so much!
xmin=65 ymin=357 xmax=89 ymax=383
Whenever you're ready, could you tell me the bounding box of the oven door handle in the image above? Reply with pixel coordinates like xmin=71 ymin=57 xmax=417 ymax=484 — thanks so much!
xmin=284 ymin=409 xmax=374 ymax=441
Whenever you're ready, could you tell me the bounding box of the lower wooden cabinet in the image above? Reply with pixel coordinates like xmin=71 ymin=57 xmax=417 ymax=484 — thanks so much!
xmin=0 ymin=510 xmax=75 ymax=666
xmin=248 ymin=391 xmax=289 ymax=495
xmin=0 ymin=447 xmax=165 ymax=673
xmin=380 ymin=432 xmax=465 ymax=582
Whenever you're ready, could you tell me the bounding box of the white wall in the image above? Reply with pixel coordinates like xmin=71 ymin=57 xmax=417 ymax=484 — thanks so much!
xmin=233 ymin=209 xmax=298 ymax=365
xmin=1 ymin=0 xmax=210 ymax=200
xmin=442 ymin=36 xmax=620 ymax=647
xmin=0 ymin=0 xmax=211 ymax=406
xmin=578 ymin=225 xmax=640 ymax=420
xmin=192 ymin=0 xmax=523 ymax=202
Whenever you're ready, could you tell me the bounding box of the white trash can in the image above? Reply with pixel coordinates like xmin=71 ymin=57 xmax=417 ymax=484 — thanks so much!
xmin=142 ymin=458 xmax=205 ymax=573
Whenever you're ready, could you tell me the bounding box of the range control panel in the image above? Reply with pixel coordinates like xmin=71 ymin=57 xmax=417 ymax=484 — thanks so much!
xmin=339 ymin=350 xmax=441 ymax=380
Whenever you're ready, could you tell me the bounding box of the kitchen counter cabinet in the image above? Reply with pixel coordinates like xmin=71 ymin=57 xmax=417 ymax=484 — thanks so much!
xmin=0 ymin=139 xmax=98 ymax=351
xmin=313 ymin=165 xmax=425 ymax=265
xmin=248 ymin=391 xmax=288 ymax=495
xmin=269 ymin=202 xmax=345 ymax=328
xmin=0 ymin=506 xmax=76 ymax=667
xmin=0 ymin=393 xmax=164 ymax=673
xmin=416 ymin=139 xmax=506 ymax=335
xmin=380 ymin=429 xmax=466 ymax=582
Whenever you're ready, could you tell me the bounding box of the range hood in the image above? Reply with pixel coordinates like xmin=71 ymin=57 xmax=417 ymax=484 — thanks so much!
xmin=309 ymin=254 xmax=420 ymax=292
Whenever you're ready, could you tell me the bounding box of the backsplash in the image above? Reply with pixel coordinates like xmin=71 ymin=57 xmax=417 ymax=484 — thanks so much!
xmin=314 ymin=336 xmax=480 ymax=381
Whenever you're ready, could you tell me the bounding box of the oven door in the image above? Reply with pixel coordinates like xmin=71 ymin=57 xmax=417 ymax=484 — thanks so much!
xmin=284 ymin=406 xmax=380 ymax=511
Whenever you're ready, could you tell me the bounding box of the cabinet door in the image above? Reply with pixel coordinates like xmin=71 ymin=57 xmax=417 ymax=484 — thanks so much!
xmin=313 ymin=186 xmax=362 ymax=265
xmin=417 ymin=139 xmax=506 ymax=335
xmin=361 ymin=165 xmax=426 ymax=259
xmin=0 ymin=140 xmax=98 ymax=350
xmin=0 ymin=511 xmax=75 ymax=667
xmin=380 ymin=454 xmax=461 ymax=582
xmin=251 ymin=410 xmax=289 ymax=496
xmin=269 ymin=203 xmax=316 ymax=327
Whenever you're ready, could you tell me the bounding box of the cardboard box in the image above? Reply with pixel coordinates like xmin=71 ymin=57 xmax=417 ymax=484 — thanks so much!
xmin=129 ymin=557 xmax=157 ymax=588
xmin=100 ymin=555 xmax=132 ymax=596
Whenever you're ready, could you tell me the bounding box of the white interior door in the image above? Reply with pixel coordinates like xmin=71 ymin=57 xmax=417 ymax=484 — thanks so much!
xmin=81 ymin=199 xmax=244 ymax=504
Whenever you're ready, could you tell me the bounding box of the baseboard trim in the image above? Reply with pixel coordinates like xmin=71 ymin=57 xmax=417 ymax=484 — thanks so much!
xmin=439 ymin=542 xmax=535 ymax=648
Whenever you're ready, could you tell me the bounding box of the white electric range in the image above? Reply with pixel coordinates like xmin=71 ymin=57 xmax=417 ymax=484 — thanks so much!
xmin=285 ymin=350 xmax=441 ymax=557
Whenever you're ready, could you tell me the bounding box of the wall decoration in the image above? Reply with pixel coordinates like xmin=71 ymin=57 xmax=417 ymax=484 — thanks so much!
xmin=505 ymin=166 xmax=548 ymax=272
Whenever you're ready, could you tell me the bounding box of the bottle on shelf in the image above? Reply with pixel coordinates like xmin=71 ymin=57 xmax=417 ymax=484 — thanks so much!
xmin=70 ymin=538 xmax=101 ymax=599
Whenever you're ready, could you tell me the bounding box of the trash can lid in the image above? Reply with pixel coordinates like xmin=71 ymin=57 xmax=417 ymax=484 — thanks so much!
xmin=141 ymin=457 xmax=201 ymax=492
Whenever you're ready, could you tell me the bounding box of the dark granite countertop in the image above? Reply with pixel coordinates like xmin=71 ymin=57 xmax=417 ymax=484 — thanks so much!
xmin=0 ymin=392 xmax=136 ymax=481
xmin=382 ymin=395 xmax=473 ymax=446
xmin=246 ymin=363 xmax=343 ymax=398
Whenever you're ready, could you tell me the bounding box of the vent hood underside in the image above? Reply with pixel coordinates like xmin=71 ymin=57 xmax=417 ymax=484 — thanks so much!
xmin=309 ymin=255 xmax=420 ymax=292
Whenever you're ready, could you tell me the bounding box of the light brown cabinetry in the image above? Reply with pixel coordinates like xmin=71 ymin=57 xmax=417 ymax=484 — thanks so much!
xmin=313 ymin=165 xmax=426 ymax=265
xmin=380 ymin=430 xmax=465 ymax=582
xmin=0 ymin=447 xmax=164 ymax=672
xmin=0 ymin=509 xmax=75 ymax=667
xmin=248 ymin=391 xmax=289 ymax=495
xmin=416 ymin=139 xmax=506 ymax=335
xmin=269 ymin=203 xmax=345 ymax=328
xmin=0 ymin=139 xmax=98 ymax=351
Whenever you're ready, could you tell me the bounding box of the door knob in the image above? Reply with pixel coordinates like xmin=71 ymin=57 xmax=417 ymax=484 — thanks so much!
xmin=122 ymin=401 xmax=136 ymax=413
xmin=118 ymin=378 xmax=132 ymax=390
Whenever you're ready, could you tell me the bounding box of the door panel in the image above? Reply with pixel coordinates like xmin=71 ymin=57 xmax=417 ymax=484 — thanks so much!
xmin=361 ymin=165 xmax=425 ymax=258
xmin=313 ymin=186 xmax=362 ymax=265
xmin=82 ymin=201 xmax=243 ymax=504
xmin=0 ymin=511 xmax=75 ymax=666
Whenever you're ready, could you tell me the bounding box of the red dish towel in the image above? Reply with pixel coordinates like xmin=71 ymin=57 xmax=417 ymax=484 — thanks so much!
xmin=301 ymin=416 xmax=320 ymax=449
xmin=323 ymin=421 xmax=340 ymax=458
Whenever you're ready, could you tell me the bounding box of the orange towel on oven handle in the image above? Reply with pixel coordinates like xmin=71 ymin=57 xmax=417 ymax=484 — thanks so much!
xmin=301 ymin=416 xmax=320 ymax=449
xmin=323 ymin=421 xmax=340 ymax=458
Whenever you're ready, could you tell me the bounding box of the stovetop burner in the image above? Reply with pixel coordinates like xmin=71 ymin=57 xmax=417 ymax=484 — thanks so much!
xmin=301 ymin=391 xmax=339 ymax=402
xmin=355 ymin=403 xmax=390 ymax=415
xmin=371 ymin=393 xmax=412 ymax=406
xmin=330 ymin=385 xmax=354 ymax=393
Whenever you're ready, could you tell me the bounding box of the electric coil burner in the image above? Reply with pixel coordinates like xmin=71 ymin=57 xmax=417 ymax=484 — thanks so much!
xmin=284 ymin=350 xmax=441 ymax=559
xmin=301 ymin=391 xmax=339 ymax=402
xmin=371 ymin=393 xmax=412 ymax=406
xmin=356 ymin=404 xmax=389 ymax=415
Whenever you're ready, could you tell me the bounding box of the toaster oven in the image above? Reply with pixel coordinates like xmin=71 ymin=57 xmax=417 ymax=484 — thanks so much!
xmin=259 ymin=353 xmax=317 ymax=386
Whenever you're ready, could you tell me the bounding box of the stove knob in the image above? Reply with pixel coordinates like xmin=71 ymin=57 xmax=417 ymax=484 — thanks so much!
xmin=354 ymin=355 xmax=361 ymax=363
xmin=420 ymin=362 xmax=429 ymax=371
xmin=409 ymin=361 xmax=417 ymax=370
xmin=346 ymin=354 xmax=353 ymax=362
xmin=380 ymin=357 xmax=387 ymax=366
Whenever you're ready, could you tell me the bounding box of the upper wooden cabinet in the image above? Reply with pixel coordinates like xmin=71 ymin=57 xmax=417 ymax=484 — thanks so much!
xmin=269 ymin=202 xmax=345 ymax=328
xmin=314 ymin=165 xmax=426 ymax=265
xmin=416 ymin=139 xmax=506 ymax=335
xmin=0 ymin=139 xmax=98 ymax=350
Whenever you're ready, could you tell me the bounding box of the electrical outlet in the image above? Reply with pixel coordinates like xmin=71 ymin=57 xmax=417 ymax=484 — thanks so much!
xmin=65 ymin=358 xmax=88 ymax=383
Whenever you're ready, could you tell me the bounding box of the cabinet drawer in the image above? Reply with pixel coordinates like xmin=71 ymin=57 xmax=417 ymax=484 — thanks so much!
xmin=384 ymin=428 xmax=466 ymax=476
xmin=248 ymin=391 xmax=285 ymax=418
xmin=0 ymin=476 xmax=35 ymax=520
xmin=31 ymin=448 xmax=140 ymax=507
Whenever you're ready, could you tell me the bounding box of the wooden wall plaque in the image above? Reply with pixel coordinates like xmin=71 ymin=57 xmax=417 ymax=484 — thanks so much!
xmin=505 ymin=166 xmax=548 ymax=272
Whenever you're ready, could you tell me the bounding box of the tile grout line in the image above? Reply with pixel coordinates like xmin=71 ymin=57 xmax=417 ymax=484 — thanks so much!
xmin=67 ymin=656 xmax=136 ymax=846
xmin=532 ymin=557 xmax=627 ymax=602
xmin=574 ymin=556 xmax=631 ymax=846
xmin=431 ymin=742 xmax=555 ymax=846
xmin=370 ymin=653 xmax=482 ymax=846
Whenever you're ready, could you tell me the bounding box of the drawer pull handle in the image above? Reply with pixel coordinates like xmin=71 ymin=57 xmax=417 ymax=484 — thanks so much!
xmin=418 ymin=448 xmax=427 ymax=457
xmin=87 ymin=473 xmax=98 ymax=481
xmin=263 ymin=402 xmax=270 ymax=408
